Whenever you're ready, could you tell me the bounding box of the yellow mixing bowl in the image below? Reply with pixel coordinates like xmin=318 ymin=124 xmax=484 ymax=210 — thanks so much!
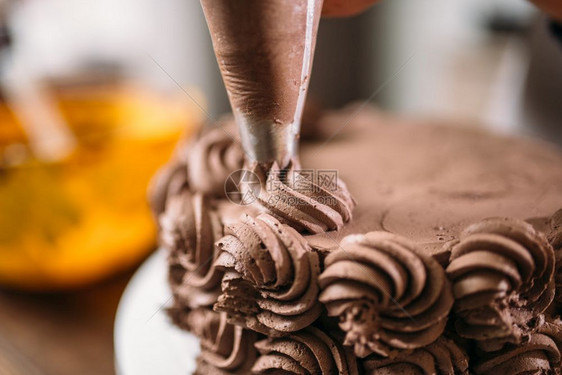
xmin=0 ymin=84 xmax=201 ymax=290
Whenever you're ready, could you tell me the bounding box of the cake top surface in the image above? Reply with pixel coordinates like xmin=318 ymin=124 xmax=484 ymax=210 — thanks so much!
xmin=301 ymin=108 xmax=562 ymax=256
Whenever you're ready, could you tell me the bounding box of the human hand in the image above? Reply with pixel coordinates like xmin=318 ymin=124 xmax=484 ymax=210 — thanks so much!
xmin=322 ymin=0 xmax=562 ymax=20
xmin=530 ymin=0 xmax=562 ymax=20
xmin=322 ymin=0 xmax=380 ymax=17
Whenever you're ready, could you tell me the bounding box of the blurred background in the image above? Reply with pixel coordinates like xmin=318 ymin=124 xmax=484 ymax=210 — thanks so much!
xmin=0 ymin=0 xmax=560 ymax=374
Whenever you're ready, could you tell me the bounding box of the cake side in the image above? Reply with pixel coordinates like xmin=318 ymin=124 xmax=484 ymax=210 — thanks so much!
xmin=152 ymin=105 xmax=562 ymax=374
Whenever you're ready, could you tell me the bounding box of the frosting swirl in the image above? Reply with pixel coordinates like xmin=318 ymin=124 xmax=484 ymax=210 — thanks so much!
xmin=160 ymin=190 xmax=224 ymax=308
xmin=214 ymin=213 xmax=322 ymax=336
xmin=252 ymin=326 xmax=359 ymax=375
xmin=187 ymin=123 xmax=244 ymax=197
xmin=474 ymin=319 xmax=562 ymax=374
xmin=445 ymin=217 xmax=556 ymax=351
xmin=167 ymin=294 xmax=192 ymax=332
xmin=148 ymin=158 xmax=188 ymax=218
xmin=362 ymin=336 xmax=469 ymax=375
xmin=548 ymin=209 xmax=562 ymax=303
xmin=188 ymin=309 xmax=258 ymax=375
xmin=318 ymin=231 xmax=453 ymax=358
xmin=244 ymin=160 xmax=356 ymax=234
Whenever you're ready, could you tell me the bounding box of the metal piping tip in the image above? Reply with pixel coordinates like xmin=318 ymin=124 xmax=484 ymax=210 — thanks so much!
xmin=236 ymin=116 xmax=298 ymax=168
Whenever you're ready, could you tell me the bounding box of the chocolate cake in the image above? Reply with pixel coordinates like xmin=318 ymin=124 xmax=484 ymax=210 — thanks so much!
xmin=150 ymin=105 xmax=562 ymax=374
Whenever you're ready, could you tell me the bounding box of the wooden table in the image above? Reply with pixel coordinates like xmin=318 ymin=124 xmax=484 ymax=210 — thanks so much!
xmin=0 ymin=271 xmax=134 ymax=375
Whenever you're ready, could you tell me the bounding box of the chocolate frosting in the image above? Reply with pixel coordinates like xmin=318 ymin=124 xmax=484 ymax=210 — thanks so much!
xmin=214 ymin=213 xmax=322 ymax=336
xmin=245 ymin=160 xmax=356 ymax=234
xmin=160 ymin=190 xmax=224 ymax=308
xmin=474 ymin=318 xmax=562 ymax=375
xmin=318 ymin=231 xmax=453 ymax=358
xmin=167 ymin=295 xmax=192 ymax=332
xmin=155 ymin=105 xmax=562 ymax=373
xmin=188 ymin=309 xmax=258 ymax=375
xmin=149 ymin=121 xmax=242 ymax=215
xmin=548 ymin=209 xmax=562 ymax=304
xmin=187 ymin=124 xmax=244 ymax=198
xmin=445 ymin=217 xmax=556 ymax=351
xmin=300 ymin=105 xmax=562 ymax=256
xmin=148 ymin=154 xmax=188 ymax=218
xmin=252 ymin=326 xmax=359 ymax=375
xmin=362 ymin=336 xmax=469 ymax=375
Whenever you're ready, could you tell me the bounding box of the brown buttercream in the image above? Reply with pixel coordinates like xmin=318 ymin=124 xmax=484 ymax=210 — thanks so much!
xmin=167 ymin=294 xmax=192 ymax=332
xmin=214 ymin=213 xmax=322 ymax=336
xmin=302 ymin=105 xmax=562 ymax=256
xmin=149 ymin=121 xmax=243 ymax=214
xmin=446 ymin=217 xmax=556 ymax=351
xmin=160 ymin=190 xmax=224 ymax=308
xmin=155 ymin=105 xmax=562 ymax=373
xmin=187 ymin=122 xmax=244 ymax=198
xmin=318 ymin=231 xmax=453 ymax=358
xmin=188 ymin=309 xmax=258 ymax=375
xmin=244 ymin=159 xmax=356 ymax=234
xmin=252 ymin=326 xmax=359 ymax=375
xmin=474 ymin=318 xmax=562 ymax=374
xmin=362 ymin=336 xmax=469 ymax=375
xmin=148 ymin=149 xmax=189 ymax=218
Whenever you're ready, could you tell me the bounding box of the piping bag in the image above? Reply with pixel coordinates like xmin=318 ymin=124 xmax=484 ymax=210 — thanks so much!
xmin=200 ymin=0 xmax=323 ymax=168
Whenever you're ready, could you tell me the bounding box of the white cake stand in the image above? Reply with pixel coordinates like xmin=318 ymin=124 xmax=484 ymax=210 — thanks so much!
xmin=114 ymin=249 xmax=199 ymax=375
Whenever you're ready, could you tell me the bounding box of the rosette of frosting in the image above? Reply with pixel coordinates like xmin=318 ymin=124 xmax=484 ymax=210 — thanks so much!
xmin=160 ymin=190 xmax=224 ymax=308
xmin=244 ymin=160 xmax=356 ymax=234
xmin=167 ymin=294 xmax=192 ymax=332
xmin=318 ymin=231 xmax=453 ymax=358
xmin=548 ymin=209 xmax=562 ymax=303
xmin=362 ymin=336 xmax=469 ymax=375
xmin=214 ymin=213 xmax=323 ymax=336
xmin=445 ymin=217 xmax=556 ymax=350
xmin=252 ymin=326 xmax=359 ymax=375
xmin=187 ymin=124 xmax=244 ymax=197
xmin=148 ymin=158 xmax=188 ymax=218
xmin=188 ymin=309 xmax=258 ymax=375
xmin=474 ymin=319 xmax=562 ymax=374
